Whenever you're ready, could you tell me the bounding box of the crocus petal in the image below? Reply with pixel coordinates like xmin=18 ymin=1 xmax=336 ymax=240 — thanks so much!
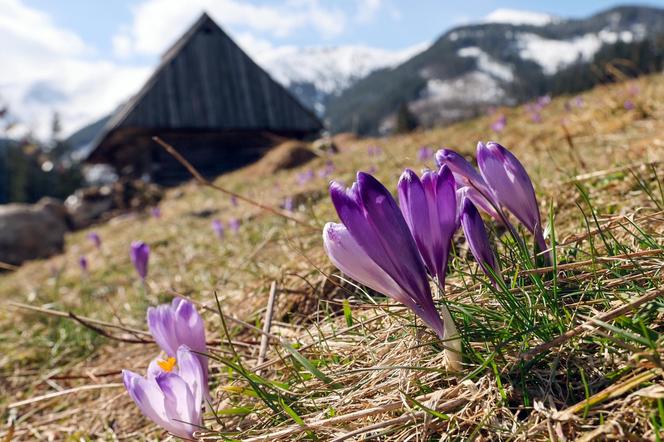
xmin=323 ymin=223 xmax=416 ymax=311
xmin=477 ymin=142 xmax=541 ymax=234
xmin=456 ymin=186 xmax=501 ymax=222
xmin=123 ymin=369 xmax=172 ymax=433
xmin=435 ymin=149 xmax=495 ymax=201
xmin=398 ymin=167 xmax=457 ymax=285
xmin=460 ymin=198 xmax=501 ymax=284
xmin=147 ymin=304 xmax=178 ymax=357
xmin=398 ymin=169 xmax=434 ymax=276
xmin=176 ymin=345 xmax=205 ymax=414
xmin=156 ymin=373 xmax=198 ymax=439
xmin=172 ymin=298 xmax=208 ymax=389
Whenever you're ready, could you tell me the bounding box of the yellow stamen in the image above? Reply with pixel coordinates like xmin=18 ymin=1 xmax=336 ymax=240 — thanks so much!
xmin=157 ymin=357 xmax=177 ymax=372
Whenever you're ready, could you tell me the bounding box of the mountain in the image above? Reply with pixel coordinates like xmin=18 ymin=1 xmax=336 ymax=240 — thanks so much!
xmin=253 ymin=43 xmax=428 ymax=115
xmin=325 ymin=5 xmax=664 ymax=135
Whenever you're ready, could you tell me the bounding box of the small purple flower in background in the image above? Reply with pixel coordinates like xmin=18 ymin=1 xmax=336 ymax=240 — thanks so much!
xmin=283 ymin=196 xmax=294 ymax=212
xmin=123 ymin=345 xmax=205 ymax=440
xmin=417 ymin=146 xmax=434 ymax=162
xmin=147 ymin=297 xmax=208 ymax=390
xmin=537 ymin=95 xmax=551 ymax=107
xmin=398 ymin=167 xmax=457 ymax=285
xmin=530 ymin=111 xmax=542 ymax=123
xmin=573 ymin=96 xmax=584 ymax=108
xmin=367 ymin=165 xmax=377 ymax=174
xmin=367 ymin=145 xmax=383 ymax=157
xmin=212 ymin=219 xmax=224 ymax=239
xmin=230 ymin=195 xmax=238 ymax=207
xmin=460 ymin=198 xmax=501 ymax=285
xmin=151 ymin=207 xmax=161 ymax=219
xmin=318 ymin=161 xmax=335 ymax=178
xmin=87 ymin=232 xmax=101 ymax=250
xmin=297 ymin=169 xmax=314 ymax=186
xmin=130 ymin=241 xmax=150 ymax=280
xmin=79 ymin=256 xmax=88 ymax=274
xmin=229 ymin=217 xmax=241 ymax=233
xmin=624 ymin=99 xmax=635 ymax=110
xmin=491 ymin=114 xmax=506 ymax=133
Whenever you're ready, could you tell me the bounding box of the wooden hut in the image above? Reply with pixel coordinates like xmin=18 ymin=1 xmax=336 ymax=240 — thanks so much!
xmin=85 ymin=13 xmax=323 ymax=184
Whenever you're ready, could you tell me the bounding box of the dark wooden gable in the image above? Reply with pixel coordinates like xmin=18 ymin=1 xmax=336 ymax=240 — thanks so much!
xmin=87 ymin=13 xmax=322 ymax=162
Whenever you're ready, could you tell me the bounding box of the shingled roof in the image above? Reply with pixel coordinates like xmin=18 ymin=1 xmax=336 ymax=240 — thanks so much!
xmin=87 ymin=13 xmax=322 ymax=162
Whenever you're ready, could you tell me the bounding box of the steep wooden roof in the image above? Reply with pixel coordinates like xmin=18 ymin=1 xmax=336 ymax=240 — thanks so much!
xmin=87 ymin=13 xmax=322 ymax=162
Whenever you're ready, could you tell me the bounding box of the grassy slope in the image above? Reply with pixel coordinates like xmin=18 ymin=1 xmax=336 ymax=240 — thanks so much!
xmin=1 ymin=75 xmax=663 ymax=440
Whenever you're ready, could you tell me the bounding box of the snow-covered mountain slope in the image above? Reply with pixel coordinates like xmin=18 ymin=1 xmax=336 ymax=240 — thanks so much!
xmin=325 ymin=5 xmax=664 ymax=135
xmin=254 ymin=43 xmax=428 ymax=114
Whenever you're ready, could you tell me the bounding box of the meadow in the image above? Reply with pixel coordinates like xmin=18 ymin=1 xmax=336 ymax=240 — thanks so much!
xmin=1 ymin=74 xmax=663 ymax=441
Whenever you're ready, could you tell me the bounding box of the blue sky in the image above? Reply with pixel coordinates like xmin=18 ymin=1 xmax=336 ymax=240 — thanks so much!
xmin=23 ymin=0 xmax=664 ymax=55
xmin=2 ymin=0 xmax=664 ymax=138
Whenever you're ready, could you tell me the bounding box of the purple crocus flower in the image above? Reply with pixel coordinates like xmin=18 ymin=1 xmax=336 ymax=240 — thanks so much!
xmin=460 ymin=198 xmax=501 ymax=285
xmin=151 ymin=207 xmax=161 ymax=219
xmin=318 ymin=161 xmax=335 ymax=178
xmin=398 ymin=166 xmax=457 ymax=285
xmin=79 ymin=256 xmax=88 ymax=273
xmin=123 ymin=345 xmax=205 ymax=440
xmin=87 ymin=232 xmax=101 ymax=250
xmin=147 ymin=297 xmax=208 ymax=392
xmin=296 ymin=169 xmax=314 ymax=186
xmin=435 ymin=149 xmax=502 ymax=224
xmin=212 ymin=219 xmax=224 ymax=239
xmin=229 ymin=218 xmax=240 ymax=233
xmin=130 ymin=241 xmax=150 ymax=280
xmin=491 ymin=114 xmax=506 ymax=133
xmin=283 ymin=196 xmax=294 ymax=212
xmin=230 ymin=195 xmax=238 ymax=207
xmin=537 ymin=95 xmax=551 ymax=107
xmin=324 ymin=172 xmax=446 ymax=339
xmin=417 ymin=146 xmax=434 ymax=162
xmin=477 ymin=142 xmax=547 ymax=253
xmin=367 ymin=145 xmax=383 ymax=157
xmin=624 ymin=99 xmax=635 ymax=110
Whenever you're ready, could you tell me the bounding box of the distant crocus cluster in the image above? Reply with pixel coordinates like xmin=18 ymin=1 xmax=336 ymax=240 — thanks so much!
xmin=323 ymin=141 xmax=546 ymax=367
xmin=123 ymin=297 xmax=208 ymax=440
xmin=491 ymin=114 xmax=506 ymax=133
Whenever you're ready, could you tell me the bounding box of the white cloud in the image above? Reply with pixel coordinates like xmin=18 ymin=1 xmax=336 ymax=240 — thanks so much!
xmin=0 ymin=0 xmax=151 ymax=139
xmin=113 ymin=0 xmax=348 ymax=57
xmin=483 ymin=9 xmax=557 ymax=27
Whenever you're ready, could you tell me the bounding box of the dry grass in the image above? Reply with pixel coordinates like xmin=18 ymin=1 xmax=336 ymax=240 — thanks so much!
xmin=1 ymin=75 xmax=664 ymax=441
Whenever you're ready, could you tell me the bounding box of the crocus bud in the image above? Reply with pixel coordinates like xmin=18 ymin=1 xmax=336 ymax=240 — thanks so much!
xmin=123 ymin=345 xmax=205 ymax=440
xmin=79 ymin=256 xmax=88 ymax=273
xmin=398 ymin=166 xmax=457 ymax=285
xmin=87 ymin=232 xmax=101 ymax=250
xmin=460 ymin=198 xmax=501 ymax=285
xmin=326 ymin=173 xmax=461 ymax=369
xmin=212 ymin=219 xmax=224 ymax=239
xmin=130 ymin=241 xmax=150 ymax=280
xmin=476 ymin=142 xmax=546 ymax=252
xmin=491 ymin=114 xmax=506 ymax=133
xmin=147 ymin=297 xmax=208 ymax=391
xmin=327 ymin=174 xmax=444 ymax=338
xmin=151 ymin=207 xmax=161 ymax=219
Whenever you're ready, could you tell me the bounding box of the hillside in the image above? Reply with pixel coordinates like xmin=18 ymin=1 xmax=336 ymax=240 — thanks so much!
xmin=326 ymin=5 xmax=664 ymax=134
xmin=1 ymin=75 xmax=663 ymax=440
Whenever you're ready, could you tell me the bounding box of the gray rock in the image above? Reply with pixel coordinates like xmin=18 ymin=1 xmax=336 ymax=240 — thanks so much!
xmin=0 ymin=198 xmax=68 ymax=266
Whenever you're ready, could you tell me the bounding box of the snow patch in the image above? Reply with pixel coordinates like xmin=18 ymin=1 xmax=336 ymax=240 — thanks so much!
xmin=483 ymin=9 xmax=557 ymax=27
xmin=457 ymin=46 xmax=513 ymax=82
xmin=421 ymin=71 xmax=507 ymax=103
xmin=517 ymin=30 xmax=635 ymax=75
